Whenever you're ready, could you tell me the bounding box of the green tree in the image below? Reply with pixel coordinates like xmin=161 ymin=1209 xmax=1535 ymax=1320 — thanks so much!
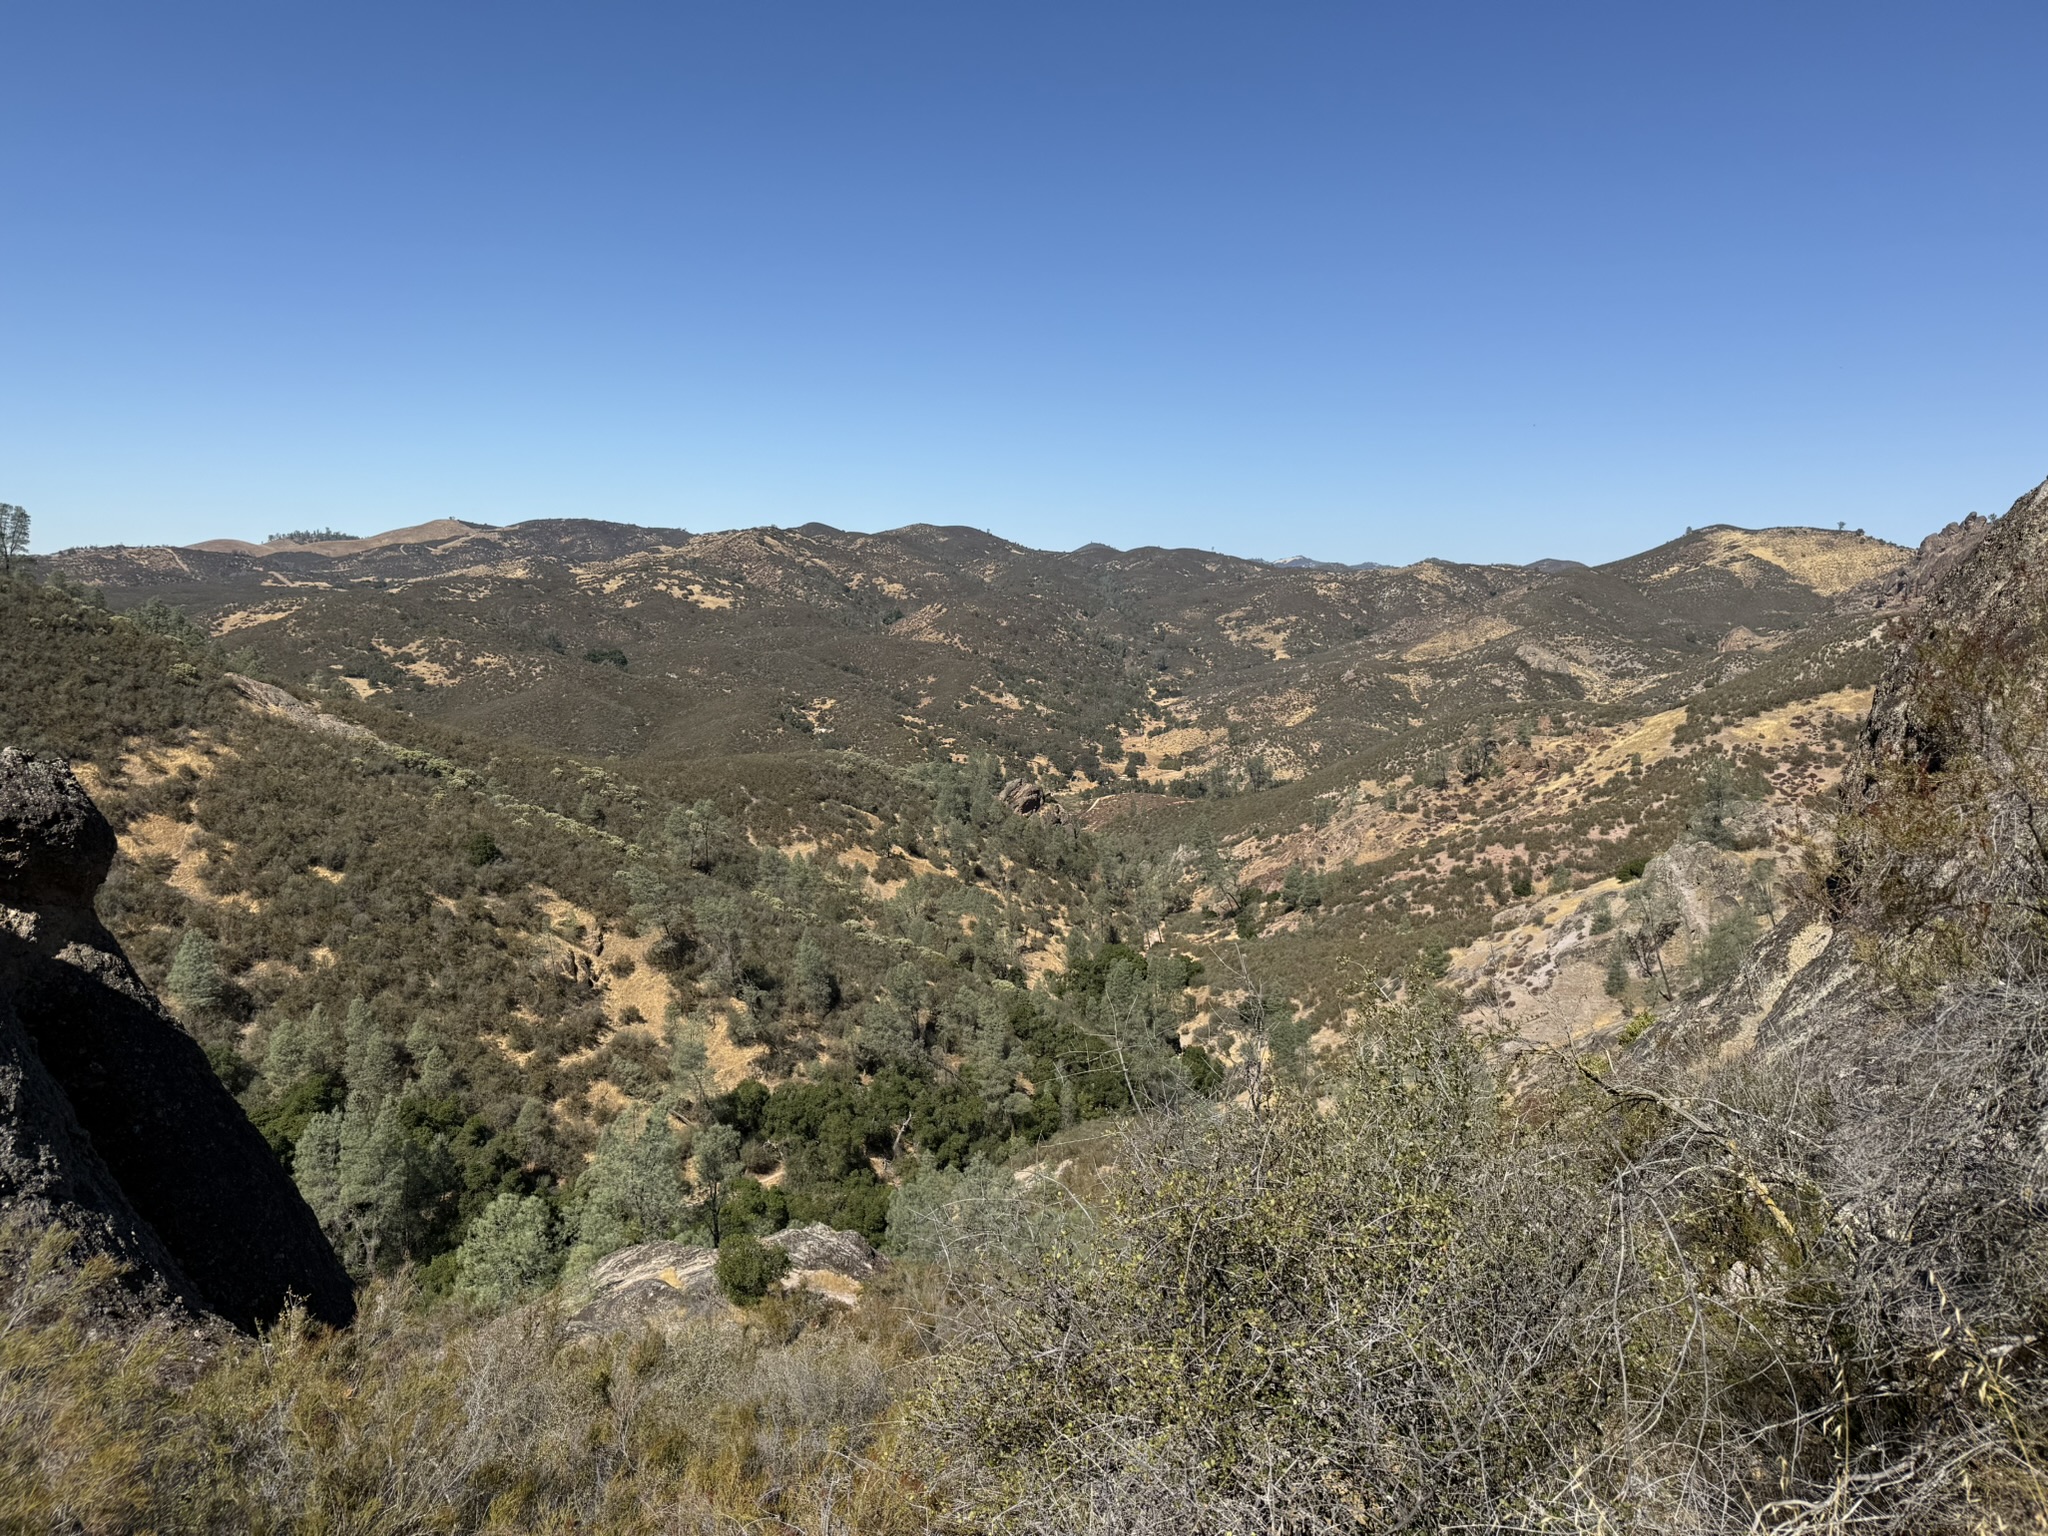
xmin=663 ymin=799 xmax=739 ymax=874
xmin=571 ymin=1107 xmax=685 ymax=1264
xmin=963 ymin=992 xmax=1031 ymax=1137
xmin=853 ymin=997 xmax=925 ymax=1071
xmin=165 ymin=930 xmax=223 ymax=1016
xmin=295 ymin=1086 xmax=456 ymax=1274
xmin=335 ymin=1097 xmax=416 ymax=1270
xmin=248 ymin=1069 xmax=342 ymax=1165
xmin=291 ymin=1108 xmax=345 ymax=1232
xmin=0 ymin=504 xmax=27 ymax=576
xmin=1603 ymin=946 xmax=1632 ymax=999
xmin=454 ymin=1192 xmax=561 ymax=1308
xmin=409 ymin=1043 xmax=458 ymax=1100
xmin=1686 ymin=911 xmax=1760 ymax=995
xmin=667 ymin=1010 xmax=712 ymax=1107
xmin=694 ymin=893 xmax=746 ymax=991
xmin=260 ymin=1007 xmax=332 ymax=1087
xmin=1279 ymin=864 xmax=1322 ymax=912
xmin=342 ymin=998 xmax=405 ymax=1108
xmin=692 ymin=1122 xmax=742 ymax=1245
xmin=127 ymin=598 xmax=206 ymax=644
xmin=1079 ymin=952 xmax=1183 ymax=1107
xmin=793 ymin=932 xmax=837 ymax=1015
xmin=1234 ymin=895 xmax=1263 ymax=941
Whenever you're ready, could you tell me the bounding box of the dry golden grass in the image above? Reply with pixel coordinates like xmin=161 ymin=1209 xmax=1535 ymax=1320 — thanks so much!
xmin=1401 ymin=615 xmax=1520 ymax=663
xmin=209 ymin=603 xmax=302 ymax=636
xmin=121 ymin=813 xmax=260 ymax=913
xmin=1681 ymin=528 xmax=1909 ymax=596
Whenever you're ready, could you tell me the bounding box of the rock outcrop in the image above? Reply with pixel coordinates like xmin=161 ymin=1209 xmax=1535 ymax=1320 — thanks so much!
xmin=566 ymin=1222 xmax=885 ymax=1336
xmin=1859 ymin=476 xmax=2048 ymax=784
xmin=1831 ymin=474 xmax=2048 ymax=971
xmin=1644 ymin=475 xmax=2048 ymax=1069
xmin=999 ymin=778 xmax=1066 ymax=824
xmin=999 ymin=778 xmax=1044 ymax=815
xmin=0 ymin=748 xmax=354 ymax=1331
xmin=1872 ymin=506 xmax=2001 ymax=611
xmin=224 ymin=672 xmax=379 ymax=743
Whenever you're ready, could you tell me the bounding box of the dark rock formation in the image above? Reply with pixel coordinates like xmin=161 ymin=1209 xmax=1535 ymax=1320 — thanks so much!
xmin=999 ymin=777 xmax=1065 ymax=823
xmin=998 ymin=778 xmax=1044 ymax=815
xmin=1873 ymin=506 xmax=2003 ymax=611
xmin=0 ymin=752 xmax=118 ymax=907
xmin=1860 ymin=476 xmax=2048 ymax=783
xmin=0 ymin=748 xmax=354 ymax=1331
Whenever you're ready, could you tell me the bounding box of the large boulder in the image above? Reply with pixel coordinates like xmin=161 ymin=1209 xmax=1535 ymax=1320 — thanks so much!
xmin=0 ymin=748 xmax=117 ymax=908
xmin=0 ymin=748 xmax=354 ymax=1331
xmin=566 ymin=1222 xmax=885 ymax=1337
xmin=998 ymin=778 xmax=1044 ymax=815
xmin=1631 ymin=839 xmax=1756 ymax=939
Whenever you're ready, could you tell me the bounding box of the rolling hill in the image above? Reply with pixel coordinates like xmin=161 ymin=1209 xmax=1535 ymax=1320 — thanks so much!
xmin=54 ymin=515 xmax=1912 ymax=777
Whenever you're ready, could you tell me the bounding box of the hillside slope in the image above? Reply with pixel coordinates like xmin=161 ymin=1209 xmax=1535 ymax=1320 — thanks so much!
xmin=11 ymin=490 xmax=2047 ymax=1534
xmin=54 ymin=518 xmax=1909 ymax=774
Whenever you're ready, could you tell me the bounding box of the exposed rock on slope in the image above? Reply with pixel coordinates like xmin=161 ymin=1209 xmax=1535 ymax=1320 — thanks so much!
xmin=1874 ymin=507 xmax=2000 ymax=610
xmin=566 ymin=1222 xmax=885 ymax=1336
xmin=1644 ymin=475 xmax=2048 ymax=1065
xmin=1859 ymin=475 xmax=2048 ymax=782
xmin=1834 ymin=474 xmax=2048 ymax=977
xmin=0 ymin=748 xmax=354 ymax=1331
xmin=224 ymin=671 xmax=379 ymax=742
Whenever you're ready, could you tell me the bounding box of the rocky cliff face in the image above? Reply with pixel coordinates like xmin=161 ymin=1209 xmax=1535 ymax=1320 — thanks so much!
xmin=1831 ymin=474 xmax=2048 ymax=980
xmin=1860 ymin=476 xmax=2048 ymax=782
xmin=0 ymin=748 xmax=353 ymax=1331
xmin=1640 ymin=475 xmax=2048 ymax=1066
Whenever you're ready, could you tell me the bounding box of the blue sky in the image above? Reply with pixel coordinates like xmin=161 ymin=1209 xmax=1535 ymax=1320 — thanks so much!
xmin=4 ymin=3 xmax=2045 ymax=564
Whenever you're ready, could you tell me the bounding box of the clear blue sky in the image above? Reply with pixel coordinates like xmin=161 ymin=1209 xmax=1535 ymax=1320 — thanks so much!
xmin=5 ymin=3 xmax=2045 ymax=564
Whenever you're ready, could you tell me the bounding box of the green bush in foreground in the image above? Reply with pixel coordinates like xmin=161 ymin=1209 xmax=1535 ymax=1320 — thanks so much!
xmin=918 ymin=976 xmax=2048 ymax=1535
xmin=918 ymin=982 xmax=1611 ymax=1532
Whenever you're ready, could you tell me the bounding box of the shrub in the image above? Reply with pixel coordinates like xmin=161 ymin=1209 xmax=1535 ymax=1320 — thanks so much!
xmin=919 ymin=974 xmax=2048 ymax=1534
xmin=916 ymin=984 xmax=1611 ymax=1532
xmin=1685 ymin=910 xmax=1761 ymax=996
xmin=0 ymin=1214 xmax=922 ymax=1533
xmin=715 ymin=1232 xmax=790 ymax=1304
xmin=1603 ymin=946 xmax=1631 ymax=999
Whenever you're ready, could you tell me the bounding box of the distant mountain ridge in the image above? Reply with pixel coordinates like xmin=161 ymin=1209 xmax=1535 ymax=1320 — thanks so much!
xmin=68 ymin=513 xmax=1897 ymax=587
xmin=186 ymin=517 xmax=507 ymax=556
xmin=35 ymin=503 xmax=2006 ymax=835
xmin=52 ymin=515 xmax=1918 ymax=773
